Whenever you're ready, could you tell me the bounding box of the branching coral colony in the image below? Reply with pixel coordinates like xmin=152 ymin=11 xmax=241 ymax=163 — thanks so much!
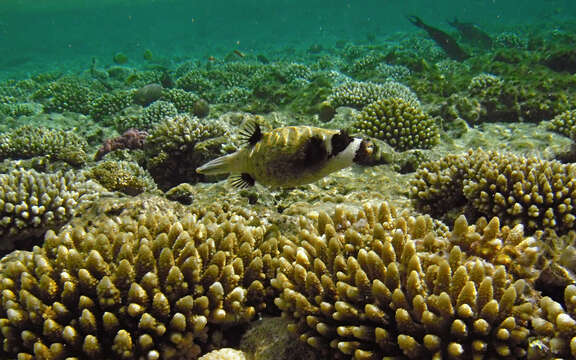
xmin=0 ymin=197 xmax=573 ymax=359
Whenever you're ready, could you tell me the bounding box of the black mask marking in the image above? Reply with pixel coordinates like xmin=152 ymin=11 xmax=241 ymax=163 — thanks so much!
xmin=330 ymin=130 xmax=353 ymax=156
xmin=303 ymin=136 xmax=328 ymax=166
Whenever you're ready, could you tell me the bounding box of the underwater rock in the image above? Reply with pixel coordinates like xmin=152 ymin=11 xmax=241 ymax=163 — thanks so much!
xmin=544 ymin=48 xmax=576 ymax=74
xmin=133 ymin=83 xmax=163 ymax=106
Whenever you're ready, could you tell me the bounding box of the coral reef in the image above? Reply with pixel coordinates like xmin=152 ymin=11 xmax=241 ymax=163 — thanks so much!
xmin=86 ymin=160 xmax=157 ymax=195
xmin=160 ymin=88 xmax=201 ymax=113
xmin=353 ymin=97 xmax=439 ymax=151
xmin=0 ymin=196 xmax=286 ymax=359
xmin=95 ymin=128 xmax=148 ymax=161
xmin=0 ymin=125 xmax=88 ymax=166
xmin=549 ymin=109 xmax=576 ymax=138
xmin=33 ymin=80 xmax=96 ymax=115
xmin=272 ymin=203 xmax=535 ymax=359
xmin=327 ymin=81 xmax=420 ymax=110
xmin=411 ymin=149 xmax=576 ymax=234
xmin=0 ymin=168 xmax=104 ymax=251
xmin=89 ymin=90 xmax=135 ymax=122
xmin=141 ymin=100 xmax=179 ymax=129
xmin=144 ymin=114 xmax=229 ymax=190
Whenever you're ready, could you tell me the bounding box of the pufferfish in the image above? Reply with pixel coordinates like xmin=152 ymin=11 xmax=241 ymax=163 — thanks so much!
xmin=196 ymin=123 xmax=378 ymax=188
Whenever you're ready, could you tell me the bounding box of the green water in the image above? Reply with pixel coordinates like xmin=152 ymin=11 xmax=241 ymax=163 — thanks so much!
xmin=1 ymin=0 xmax=574 ymax=77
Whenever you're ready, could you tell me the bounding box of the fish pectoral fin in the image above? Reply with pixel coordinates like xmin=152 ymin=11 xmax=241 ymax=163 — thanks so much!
xmin=230 ymin=173 xmax=256 ymax=189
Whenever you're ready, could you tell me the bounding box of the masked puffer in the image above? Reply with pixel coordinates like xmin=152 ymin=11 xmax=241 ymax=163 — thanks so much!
xmin=196 ymin=123 xmax=376 ymax=188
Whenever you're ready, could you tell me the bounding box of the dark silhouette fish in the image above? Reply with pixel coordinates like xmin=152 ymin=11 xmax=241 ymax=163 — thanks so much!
xmin=407 ymin=15 xmax=469 ymax=61
xmin=448 ymin=18 xmax=493 ymax=49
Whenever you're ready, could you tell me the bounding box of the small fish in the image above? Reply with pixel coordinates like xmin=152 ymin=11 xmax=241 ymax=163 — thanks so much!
xmin=448 ymin=18 xmax=493 ymax=50
xmin=196 ymin=123 xmax=376 ymax=188
xmin=233 ymin=49 xmax=245 ymax=58
xmin=407 ymin=15 xmax=469 ymax=61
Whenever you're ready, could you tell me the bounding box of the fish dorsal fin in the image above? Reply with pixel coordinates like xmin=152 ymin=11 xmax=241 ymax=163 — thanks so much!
xmin=230 ymin=173 xmax=255 ymax=189
xmin=239 ymin=120 xmax=263 ymax=147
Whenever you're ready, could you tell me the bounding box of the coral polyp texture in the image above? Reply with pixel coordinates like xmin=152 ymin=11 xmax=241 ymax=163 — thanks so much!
xmin=531 ymin=285 xmax=576 ymax=358
xmin=86 ymin=160 xmax=157 ymax=196
xmin=411 ymin=149 xmax=576 ymax=234
xmin=0 ymin=125 xmax=88 ymax=166
xmin=144 ymin=114 xmax=229 ymax=190
xmin=0 ymin=199 xmax=284 ymax=359
xmin=549 ymin=109 xmax=576 ymax=138
xmin=353 ymin=97 xmax=439 ymax=151
xmin=0 ymin=168 xmax=104 ymax=250
xmin=271 ymin=203 xmax=534 ymax=359
xmin=327 ymin=81 xmax=420 ymax=110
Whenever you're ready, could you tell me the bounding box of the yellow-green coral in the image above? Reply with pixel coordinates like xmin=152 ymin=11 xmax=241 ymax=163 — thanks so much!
xmin=412 ymin=149 xmax=576 ymax=234
xmin=144 ymin=114 xmax=229 ymax=190
xmin=89 ymin=90 xmax=135 ymax=121
xmin=0 ymin=198 xmax=284 ymax=359
xmin=531 ymin=285 xmax=576 ymax=358
xmin=33 ymin=80 xmax=96 ymax=115
xmin=353 ymin=97 xmax=439 ymax=151
xmin=272 ymin=203 xmax=534 ymax=359
xmin=327 ymin=81 xmax=420 ymax=110
xmin=0 ymin=168 xmax=103 ymax=249
xmin=0 ymin=125 xmax=88 ymax=166
xmin=550 ymin=109 xmax=576 ymax=138
xmin=141 ymin=100 xmax=178 ymax=129
xmin=87 ymin=160 xmax=157 ymax=196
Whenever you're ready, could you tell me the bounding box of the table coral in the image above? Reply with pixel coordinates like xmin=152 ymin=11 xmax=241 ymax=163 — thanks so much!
xmin=0 ymin=125 xmax=88 ymax=166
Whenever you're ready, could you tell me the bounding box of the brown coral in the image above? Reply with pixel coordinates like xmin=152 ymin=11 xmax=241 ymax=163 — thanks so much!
xmin=272 ymin=203 xmax=534 ymax=359
xmin=411 ymin=149 xmax=576 ymax=235
xmin=0 ymin=197 xmax=285 ymax=359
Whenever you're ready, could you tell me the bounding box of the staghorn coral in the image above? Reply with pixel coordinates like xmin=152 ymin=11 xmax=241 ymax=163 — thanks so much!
xmin=411 ymin=149 xmax=576 ymax=235
xmin=327 ymin=81 xmax=420 ymax=110
xmin=549 ymin=109 xmax=576 ymax=138
xmin=0 ymin=168 xmax=104 ymax=251
xmin=86 ymin=160 xmax=157 ymax=196
xmin=0 ymin=125 xmax=88 ymax=166
xmin=144 ymin=114 xmax=229 ymax=190
xmin=353 ymin=97 xmax=439 ymax=151
xmin=272 ymin=203 xmax=535 ymax=359
xmin=0 ymin=196 xmax=286 ymax=359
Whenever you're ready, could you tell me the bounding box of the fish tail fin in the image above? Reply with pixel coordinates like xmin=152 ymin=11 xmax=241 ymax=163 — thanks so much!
xmin=196 ymin=153 xmax=237 ymax=175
